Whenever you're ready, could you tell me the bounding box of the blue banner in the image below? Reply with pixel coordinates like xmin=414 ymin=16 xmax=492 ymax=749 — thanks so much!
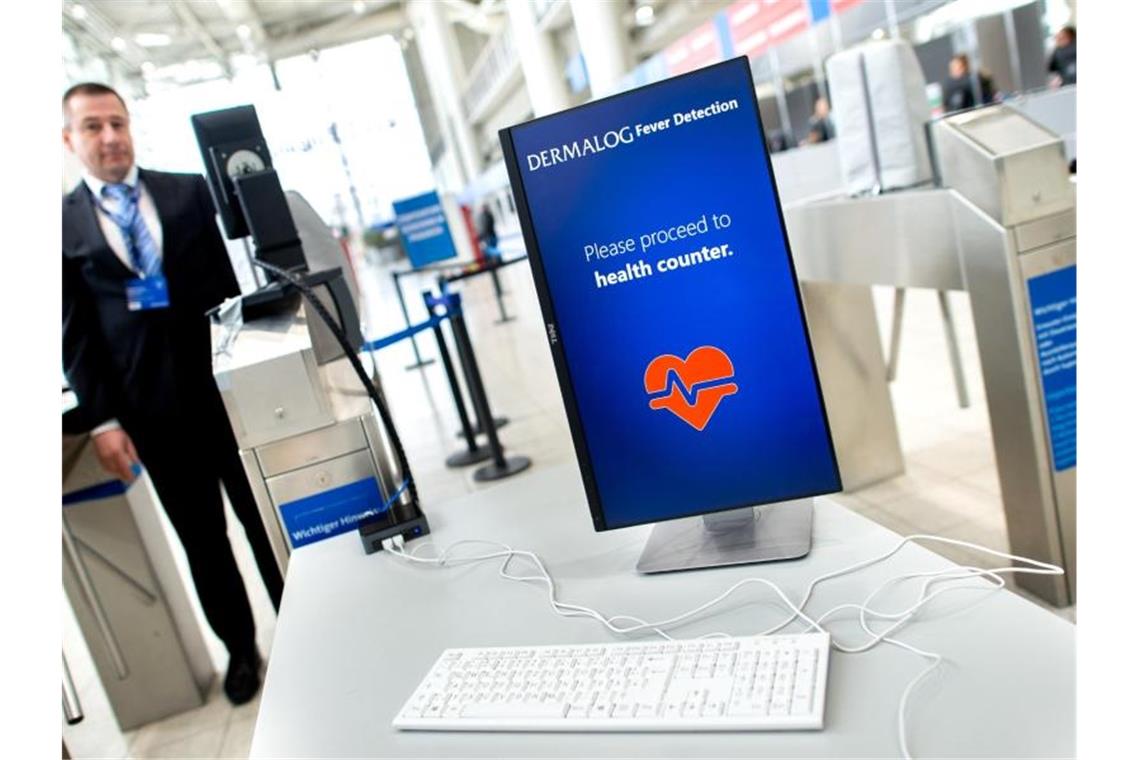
xmin=1027 ymin=266 xmax=1076 ymax=471
xmin=393 ymin=191 xmax=458 ymax=269
xmin=808 ymin=0 xmax=831 ymax=23
xmin=713 ymin=11 xmax=735 ymax=60
xmin=278 ymin=477 xmax=389 ymax=548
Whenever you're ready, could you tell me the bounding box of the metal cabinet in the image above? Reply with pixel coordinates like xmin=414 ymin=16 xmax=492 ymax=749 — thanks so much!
xmin=214 ymin=308 xmax=411 ymax=574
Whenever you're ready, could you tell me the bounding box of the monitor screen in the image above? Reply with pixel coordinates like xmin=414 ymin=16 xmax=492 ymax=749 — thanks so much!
xmin=500 ymin=57 xmax=841 ymax=531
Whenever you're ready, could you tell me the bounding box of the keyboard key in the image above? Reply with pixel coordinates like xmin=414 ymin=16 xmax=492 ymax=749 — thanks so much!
xmin=462 ymin=702 xmax=568 ymax=719
xmin=612 ymin=703 xmax=635 ymax=718
xmin=727 ymin=698 xmax=761 ymax=717
xmin=588 ymin=702 xmax=613 ymax=718
xmin=702 ymin=700 xmax=725 ymax=717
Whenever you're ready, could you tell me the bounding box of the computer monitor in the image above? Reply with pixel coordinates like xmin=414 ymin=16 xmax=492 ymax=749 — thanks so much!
xmin=500 ymin=57 xmax=841 ymax=573
xmin=192 ymin=105 xmax=307 ymax=275
xmin=192 ymin=105 xmax=271 ymax=240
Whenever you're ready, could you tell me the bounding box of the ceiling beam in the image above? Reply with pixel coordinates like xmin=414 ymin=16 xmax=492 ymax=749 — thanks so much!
xmin=171 ymin=0 xmax=234 ymax=77
xmin=63 ymin=4 xmax=147 ymax=66
xmin=215 ymin=0 xmax=270 ymax=59
xmin=62 ymin=10 xmax=147 ymax=96
xmin=264 ymin=5 xmax=408 ymax=61
xmin=440 ymin=0 xmax=504 ymax=35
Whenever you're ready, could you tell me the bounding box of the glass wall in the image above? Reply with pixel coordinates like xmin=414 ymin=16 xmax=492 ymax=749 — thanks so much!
xmin=130 ymin=36 xmax=435 ymax=232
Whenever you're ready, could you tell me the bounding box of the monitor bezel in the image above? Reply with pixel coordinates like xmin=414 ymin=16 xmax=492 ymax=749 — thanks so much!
xmin=499 ymin=56 xmax=842 ymax=532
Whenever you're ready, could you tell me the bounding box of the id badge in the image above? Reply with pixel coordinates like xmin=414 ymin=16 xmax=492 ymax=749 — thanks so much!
xmin=126 ymin=275 xmax=170 ymax=311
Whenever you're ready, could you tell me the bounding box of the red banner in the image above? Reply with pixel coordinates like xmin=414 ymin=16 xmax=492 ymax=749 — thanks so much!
xmin=726 ymin=0 xmax=810 ymax=58
xmin=664 ymin=21 xmax=723 ymax=76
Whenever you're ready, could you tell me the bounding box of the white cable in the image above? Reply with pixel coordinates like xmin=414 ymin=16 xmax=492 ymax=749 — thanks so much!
xmin=809 ymin=563 xmax=1024 ymax=759
xmin=385 ymin=532 xmax=1062 ymax=759
xmin=393 ymin=539 xmax=679 ymax=638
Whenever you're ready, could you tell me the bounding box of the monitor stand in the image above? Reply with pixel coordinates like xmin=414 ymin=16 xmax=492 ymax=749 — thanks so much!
xmin=635 ymin=498 xmax=813 ymax=574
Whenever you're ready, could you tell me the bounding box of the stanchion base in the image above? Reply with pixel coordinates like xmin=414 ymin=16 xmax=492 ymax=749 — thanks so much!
xmin=406 ymin=359 xmax=436 ymax=371
xmin=446 ymin=445 xmax=494 ymax=468
xmin=456 ymin=416 xmax=509 ymax=438
xmin=473 ymin=455 xmax=532 ymax=482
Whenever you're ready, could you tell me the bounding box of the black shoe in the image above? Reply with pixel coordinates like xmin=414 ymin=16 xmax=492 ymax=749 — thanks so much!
xmin=224 ymin=651 xmax=262 ymax=705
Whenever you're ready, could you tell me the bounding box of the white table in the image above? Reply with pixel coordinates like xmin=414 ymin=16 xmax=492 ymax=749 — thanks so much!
xmin=251 ymin=464 xmax=1074 ymax=758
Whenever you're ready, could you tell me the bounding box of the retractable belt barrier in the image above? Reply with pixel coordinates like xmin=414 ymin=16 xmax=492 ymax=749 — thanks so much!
xmin=363 ymin=310 xmax=455 ymax=353
xmin=390 ymin=249 xmax=529 ymax=370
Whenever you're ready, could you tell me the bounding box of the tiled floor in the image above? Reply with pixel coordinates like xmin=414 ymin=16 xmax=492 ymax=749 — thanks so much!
xmin=62 ymin=236 xmax=1074 ymax=758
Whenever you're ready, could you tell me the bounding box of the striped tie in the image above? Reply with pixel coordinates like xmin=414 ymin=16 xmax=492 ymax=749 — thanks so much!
xmin=101 ymin=183 xmax=162 ymax=277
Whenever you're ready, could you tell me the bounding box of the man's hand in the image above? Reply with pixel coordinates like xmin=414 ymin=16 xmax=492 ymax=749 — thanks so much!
xmin=92 ymin=428 xmax=140 ymax=483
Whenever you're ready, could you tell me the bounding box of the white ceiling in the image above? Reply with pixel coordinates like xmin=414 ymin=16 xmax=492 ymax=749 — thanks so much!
xmin=62 ymin=0 xmax=714 ymax=97
xmin=61 ymin=0 xmax=473 ymax=92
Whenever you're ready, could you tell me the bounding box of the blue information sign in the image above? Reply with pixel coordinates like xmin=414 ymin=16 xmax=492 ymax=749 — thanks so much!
xmin=278 ymin=477 xmax=388 ymax=549
xmin=393 ymin=190 xmax=459 ymax=269
xmin=1027 ymin=265 xmax=1076 ymax=471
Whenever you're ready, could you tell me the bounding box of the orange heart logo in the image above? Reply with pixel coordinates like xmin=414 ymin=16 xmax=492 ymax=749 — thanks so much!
xmin=644 ymin=346 xmax=738 ymax=431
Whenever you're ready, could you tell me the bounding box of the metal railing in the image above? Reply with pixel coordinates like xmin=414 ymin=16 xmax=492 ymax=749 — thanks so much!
xmin=462 ymin=25 xmax=518 ymax=121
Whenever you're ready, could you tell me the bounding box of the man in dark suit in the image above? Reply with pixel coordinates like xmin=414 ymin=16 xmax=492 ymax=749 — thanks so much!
xmin=62 ymin=82 xmax=282 ymax=705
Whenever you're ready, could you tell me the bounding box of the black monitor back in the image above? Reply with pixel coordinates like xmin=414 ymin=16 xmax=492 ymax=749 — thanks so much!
xmin=191 ymin=105 xmax=271 ymax=240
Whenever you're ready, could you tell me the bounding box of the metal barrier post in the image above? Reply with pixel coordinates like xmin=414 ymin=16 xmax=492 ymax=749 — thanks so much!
xmin=435 ymin=274 xmax=508 ymax=437
xmin=444 ymin=292 xmax=531 ymax=482
xmin=392 ymin=270 xmax=434 ymax=370
xmin=489 ymin=267 xmax=514 ymax=323
xmin=421 ymin=290 xmax=493 ymax=467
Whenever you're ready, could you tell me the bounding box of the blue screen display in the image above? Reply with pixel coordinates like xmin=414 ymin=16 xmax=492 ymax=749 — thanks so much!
xmin=504 ymin=58 xmax=840 ymax=529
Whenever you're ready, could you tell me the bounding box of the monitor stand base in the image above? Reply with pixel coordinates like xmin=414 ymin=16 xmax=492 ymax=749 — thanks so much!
xmin=635 ymin=498 xmax=813 ymax=574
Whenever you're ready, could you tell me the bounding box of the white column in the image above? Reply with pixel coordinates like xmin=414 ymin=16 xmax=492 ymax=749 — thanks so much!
xmin=407 ymin=0 xmax=482 ymax=188
xmin=506 ymin=0 xmax=571 ymax=116
xmin=569 ymin=0 xmax=633 ymax=98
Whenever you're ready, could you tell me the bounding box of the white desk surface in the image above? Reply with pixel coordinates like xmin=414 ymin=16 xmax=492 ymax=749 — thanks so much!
xmin=251 ymin=464 xmax=1074 ymax=758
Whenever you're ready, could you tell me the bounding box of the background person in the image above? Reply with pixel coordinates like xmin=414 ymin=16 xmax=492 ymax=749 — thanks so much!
xmin=1048 ymin=25 xmax=1077 ymax=87
xmin=477 ymin=202 xmax=499 ymax=260
xmin=804 ymin=97 xmax=834 ymax=145
xmin=943 ymin=53 xmax=995 ymax=113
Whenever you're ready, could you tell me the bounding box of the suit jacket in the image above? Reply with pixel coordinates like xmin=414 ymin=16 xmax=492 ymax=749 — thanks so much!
xmin=62 ymin=169 xmax=240 ymax=437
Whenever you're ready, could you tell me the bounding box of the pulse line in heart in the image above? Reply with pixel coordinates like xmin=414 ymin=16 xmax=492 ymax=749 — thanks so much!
xmin=644 ymin=346 xmax=739 ymax=431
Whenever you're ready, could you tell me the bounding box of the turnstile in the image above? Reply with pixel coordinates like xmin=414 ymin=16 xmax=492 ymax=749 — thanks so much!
xmin=934 ymin=106 xmax=1076 ymax=605
xmin=780 ymin=105 xmax=1076 ymax=606
xmin=62 ymin=432 xmax=214 ymax=730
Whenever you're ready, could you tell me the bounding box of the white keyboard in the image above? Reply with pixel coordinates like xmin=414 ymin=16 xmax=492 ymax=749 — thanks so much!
xmin=394 ymin=632 xmax=830 ymax=732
